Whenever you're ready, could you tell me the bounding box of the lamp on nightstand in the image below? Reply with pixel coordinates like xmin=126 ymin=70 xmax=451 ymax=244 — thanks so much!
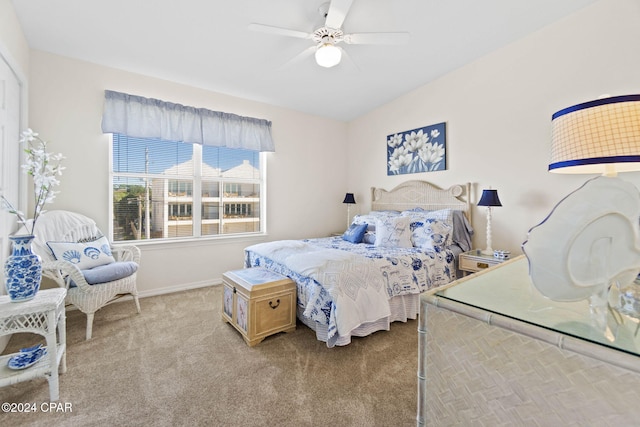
xmin=477 ymin=188 xmax=502 ymax=255
xmin=342 ymin=193 xmax=356 ymax=229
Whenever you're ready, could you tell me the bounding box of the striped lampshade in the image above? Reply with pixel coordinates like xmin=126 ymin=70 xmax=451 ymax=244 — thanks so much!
xmin=549 ymin=94 xmax=640 ymax=175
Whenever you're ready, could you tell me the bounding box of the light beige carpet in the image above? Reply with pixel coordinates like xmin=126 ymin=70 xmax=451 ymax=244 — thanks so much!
xmin=0 ymin=286 xmax=419 ymax=427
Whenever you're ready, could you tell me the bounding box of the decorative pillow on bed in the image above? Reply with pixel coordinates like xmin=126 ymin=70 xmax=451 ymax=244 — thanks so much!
xmin=47 ymin=236 xmax=116 ymax=270
xmin=401 ymin=208 xmax=453 ymax=223
xmin=408 ymin=218 xmax=452 ymax=248
xmin=412 ymin=220 xmax=452 ymax=252
xmin=374 ymin=216 xmax=412 ymax=248
xmin=363 ymin=231 xmax=376 ymax=245
xmin=401 ymin=208 xmax=454 ymax=246
xmin=342 ymin=223 xmax=368 ymax=244
xmin=352 ymin=210 xmax=400 ymax=231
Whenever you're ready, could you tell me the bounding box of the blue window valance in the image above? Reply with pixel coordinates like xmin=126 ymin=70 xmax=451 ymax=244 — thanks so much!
xmin=101 ymin=90 xmax=275 ymax=152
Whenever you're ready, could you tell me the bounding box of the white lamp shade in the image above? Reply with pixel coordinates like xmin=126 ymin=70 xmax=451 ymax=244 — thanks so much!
xmin=315 ymin=44 xmax=341 ymax=68
xmin=549 ymin=95 xmax=640 ymax=175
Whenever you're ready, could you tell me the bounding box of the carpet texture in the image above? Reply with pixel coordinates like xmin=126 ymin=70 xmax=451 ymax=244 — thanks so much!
xmin=0 ymin=286 xmax=419 ymax=426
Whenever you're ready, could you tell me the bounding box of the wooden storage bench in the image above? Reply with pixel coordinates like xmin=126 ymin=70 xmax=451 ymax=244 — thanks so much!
xmin=222 ymin=267 xmax=296 ymax=346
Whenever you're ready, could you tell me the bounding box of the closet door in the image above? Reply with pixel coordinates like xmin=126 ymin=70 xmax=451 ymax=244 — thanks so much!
xmin=0 ymin=56 xmax=22 ymax=296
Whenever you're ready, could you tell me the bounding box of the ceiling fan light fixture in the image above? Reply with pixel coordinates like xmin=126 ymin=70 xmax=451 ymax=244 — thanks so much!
xmin=315 ymin=43 xmax=341 ymax=68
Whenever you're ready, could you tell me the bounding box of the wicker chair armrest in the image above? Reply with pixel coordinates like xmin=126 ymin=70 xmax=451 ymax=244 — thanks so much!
xmin=111 ymin=245 xmax=141 ymax=264
xmin=41 ymin=260 xmax=93 ymax=292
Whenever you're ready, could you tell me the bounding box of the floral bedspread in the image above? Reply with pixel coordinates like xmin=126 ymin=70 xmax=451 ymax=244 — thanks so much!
xmin=244 ymin=237 xmax=456 ymax=347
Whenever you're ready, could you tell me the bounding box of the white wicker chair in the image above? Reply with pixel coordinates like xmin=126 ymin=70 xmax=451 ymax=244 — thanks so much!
xmin=25 ymin=210 xmax=141 ymax=340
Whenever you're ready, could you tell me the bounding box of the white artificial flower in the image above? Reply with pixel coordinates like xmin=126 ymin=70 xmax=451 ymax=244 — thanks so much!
xmin=0 ymin=129 xmax=64 ymax=235
xmin=19 ymin=128 xmax=38 ymax=142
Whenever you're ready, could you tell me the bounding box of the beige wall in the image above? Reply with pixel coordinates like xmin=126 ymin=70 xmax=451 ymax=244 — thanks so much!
xmin=26 ymin=51 xmax=348 ymax=295
xmin=347 ymin=0 xmax=640 ymax=254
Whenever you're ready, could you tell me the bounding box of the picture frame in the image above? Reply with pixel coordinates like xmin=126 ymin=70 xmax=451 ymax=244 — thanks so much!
xmin=386 ymin=122 xmax=446 ymax=175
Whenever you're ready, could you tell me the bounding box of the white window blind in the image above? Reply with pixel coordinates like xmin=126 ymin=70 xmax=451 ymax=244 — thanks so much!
xmin=103 ymin=91 xmax=270 ymax=242
xmin=111 ymin=134 xmax=263 ymax=242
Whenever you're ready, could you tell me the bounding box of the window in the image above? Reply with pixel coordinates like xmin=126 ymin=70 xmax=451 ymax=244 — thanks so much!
xmin=111 ymin=134 xmax=264 ymax=242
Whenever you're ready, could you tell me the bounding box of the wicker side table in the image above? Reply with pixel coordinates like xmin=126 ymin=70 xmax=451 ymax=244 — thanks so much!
xmin=0 ymin=288 xmax=67 ymax=401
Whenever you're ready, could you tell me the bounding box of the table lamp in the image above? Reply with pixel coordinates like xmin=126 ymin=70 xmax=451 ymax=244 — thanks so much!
xmin=477 ymin=189 xmax=502 ymax=255
xmin=343 ymin=193 xmax=356 ymax=229
xmin=523 ymin=94 xmax=640 ymax=319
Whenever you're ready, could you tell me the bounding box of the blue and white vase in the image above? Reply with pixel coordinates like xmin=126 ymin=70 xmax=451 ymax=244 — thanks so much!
xmin=4 ymin=235 xmax=42 ymax=302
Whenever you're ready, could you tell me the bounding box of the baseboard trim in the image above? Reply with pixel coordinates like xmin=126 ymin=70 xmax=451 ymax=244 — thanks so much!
xmin=137 ymin=279 xmax=222 ymax=299
xmin=61 ymin=279 xmax=223 ymax=312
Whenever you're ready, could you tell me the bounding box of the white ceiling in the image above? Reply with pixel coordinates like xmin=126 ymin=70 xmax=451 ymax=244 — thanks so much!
xmin=12 ymin=0 xmax=598 ymax=122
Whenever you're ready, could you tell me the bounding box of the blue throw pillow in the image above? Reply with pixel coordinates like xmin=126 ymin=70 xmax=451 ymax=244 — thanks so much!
xmin=79 ymin=261 xmax=138 ymax=286
xmin=342 ymin=223 xmax=368 ymax=244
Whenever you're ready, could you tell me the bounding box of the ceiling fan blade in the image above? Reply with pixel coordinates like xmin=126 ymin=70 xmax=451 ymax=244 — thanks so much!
xmin=338 ymin=46 xmax=360 ymax=72
xmin=343 ymin=32 xmax=411 ymax=45
xmin=248 ymin=23 xmax=313 ymax=40
xmin=278 ymin=46 xmax=316 ymax=70
xmin=325 ymin=0 xmax=353 ymax=29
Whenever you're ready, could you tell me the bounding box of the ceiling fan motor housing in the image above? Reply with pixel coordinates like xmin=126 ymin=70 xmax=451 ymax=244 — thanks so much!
xmin=313 ymin=27 xmax=344 ymax=45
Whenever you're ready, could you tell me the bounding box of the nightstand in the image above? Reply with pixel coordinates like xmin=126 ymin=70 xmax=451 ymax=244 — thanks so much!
xmin=458 ymin=249 xmax=505 ymax=275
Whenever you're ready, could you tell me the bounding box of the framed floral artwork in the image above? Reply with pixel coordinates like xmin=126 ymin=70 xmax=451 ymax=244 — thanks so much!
xmin=386 ymin=122 xmax=446 ymax=175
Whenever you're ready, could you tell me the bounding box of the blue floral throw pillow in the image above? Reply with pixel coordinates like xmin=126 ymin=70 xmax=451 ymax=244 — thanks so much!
xmin=342 ymin=223 xmax=368 ymax=244
xmin=401 ymin=208 xmax=454 ymax=246
xmin=47 ymin=236 xmax=116 ymax=270
xmin=412 ymin=219 xmax=452 ymax=252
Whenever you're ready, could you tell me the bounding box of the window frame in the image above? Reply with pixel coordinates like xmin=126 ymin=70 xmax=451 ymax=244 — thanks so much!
xmin=108 ymin=134 xmax=267 ymax=244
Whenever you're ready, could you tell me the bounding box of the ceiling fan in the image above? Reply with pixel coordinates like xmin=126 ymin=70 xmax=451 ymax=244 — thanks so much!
xmin=248 ymin=0 xmax=410 ymax=68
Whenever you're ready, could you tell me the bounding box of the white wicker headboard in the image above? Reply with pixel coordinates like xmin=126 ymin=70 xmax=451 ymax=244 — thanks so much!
xmin=371 ymin=180 xmax=472 ymax=223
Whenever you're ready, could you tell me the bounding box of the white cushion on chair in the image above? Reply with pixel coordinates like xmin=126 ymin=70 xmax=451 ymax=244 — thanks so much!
xmin=47 ymin=236 xmax=116 ymax=269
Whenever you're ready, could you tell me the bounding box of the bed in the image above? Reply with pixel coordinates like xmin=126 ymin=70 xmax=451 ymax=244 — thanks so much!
xmin=244 ymin=180 xmax=473 ymax=347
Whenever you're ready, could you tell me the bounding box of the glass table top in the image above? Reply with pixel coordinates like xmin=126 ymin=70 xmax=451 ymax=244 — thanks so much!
xmin=434 ymin=256 xmax=640 ymax=357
